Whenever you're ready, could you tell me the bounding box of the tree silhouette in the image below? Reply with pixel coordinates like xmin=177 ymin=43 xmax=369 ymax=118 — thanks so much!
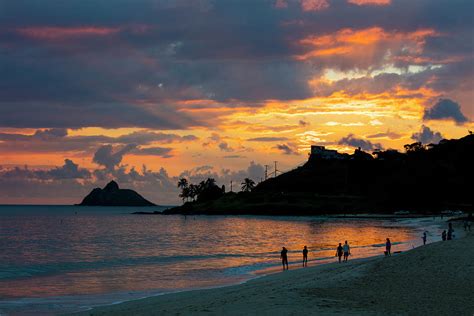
xmin=178 ymin=178 xmax=188 ymax=189
xmin=404 ymin=142 xmax=425 ymax=153
xmin=188 ymin=184 xmax=199 ymax=201
xmin=177 ymin=178 xmax=189 ymax=202
xmin=241 ymin=178 xmax=256 ymax=192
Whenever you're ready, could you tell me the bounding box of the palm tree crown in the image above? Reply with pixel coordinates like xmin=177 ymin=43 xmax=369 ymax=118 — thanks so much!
xmin=241 ymin=178 xmax=255 ymax=192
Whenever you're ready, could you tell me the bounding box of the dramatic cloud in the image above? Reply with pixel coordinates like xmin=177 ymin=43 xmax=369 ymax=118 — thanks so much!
xmin=338 ymin=134 xmax=382 ymax=151
xmin=411 ymin=125 xmax=443 ymax=144
xmin=0 ymin=0 xmax=473 ymax=204
xmin=423 ymin=99 xmax=468 ymax=124
xmin=0 ymin=158 xmax=267 ymax=204
xmin=275 ymin=144 xmax=299 ymax=155
xmin=0 ymin=159 xmax=91 ymax=181
xmin=0 ymin=0 xmax=471 ymax=130
xmin=0 ymin=129 xmax=197 ymax=154
xmin=93 ymin=144 xmax=136 ymax=170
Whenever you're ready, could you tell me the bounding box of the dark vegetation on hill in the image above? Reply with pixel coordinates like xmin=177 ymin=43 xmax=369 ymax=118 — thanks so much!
xmin=162 ymin=134 xmax=473 ymax=215
xmin=78 ymin=180 xmax=155 ymax=206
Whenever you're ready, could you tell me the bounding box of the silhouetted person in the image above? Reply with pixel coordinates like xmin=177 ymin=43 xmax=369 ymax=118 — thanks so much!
xmin=281 ymin=247 xmax=289 ymax=270
xmin=385 ymin=238 xmax=391 ymax=256
xmin=442 ymin=230 xmax=447 ymax=241
xmin=343 ymin=240 xmax=351 ymax=262
xmin=447 ymin=223 xmax=454 ymax=240
xmin=336 ymin=243 xmax=343 ymax=263
xmin=422 ymin=232 xmax=427 ymax=245
xmin=302 ymin=246 xmax=308 ymax=267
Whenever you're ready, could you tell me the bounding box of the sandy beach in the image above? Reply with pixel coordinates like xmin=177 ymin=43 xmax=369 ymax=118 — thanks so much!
xmin=77 ymin=229 xmax=474 ymax=316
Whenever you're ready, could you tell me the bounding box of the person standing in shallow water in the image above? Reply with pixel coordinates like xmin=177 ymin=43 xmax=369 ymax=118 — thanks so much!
xmin=302 ymin=246 xmax=308 ymax=267
xmin=280 ymin=247 xmax=289 ymax=270
xmin=343 ymin=241 xmax=351 ymax=262
xmin=336 ymin=243 xmax=343 ymax=263
xmin=385 ymin=238 xmax=392 ymax=256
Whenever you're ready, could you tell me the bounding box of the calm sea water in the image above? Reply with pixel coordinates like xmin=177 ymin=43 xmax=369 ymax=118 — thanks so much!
xmin=0 ymin=205 xmax=444 ymax=315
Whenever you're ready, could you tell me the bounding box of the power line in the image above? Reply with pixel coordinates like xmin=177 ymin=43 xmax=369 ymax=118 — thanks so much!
xmin=264 ymin=164 xmax=270 ymax=181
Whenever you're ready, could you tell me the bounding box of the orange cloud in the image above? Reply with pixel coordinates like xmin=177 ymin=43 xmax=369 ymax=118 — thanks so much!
xmin=17 ymin=26 xmax=120 ymax=40
xmin=348 ymin=0 xmax=391 ymax=5
xmin=301 ymin=0 xmax=329 ymax=11
xmin=274 ymin=0 xmax=330 ymax=11
xmin=296 ymin=27 xmax=438 ymax=60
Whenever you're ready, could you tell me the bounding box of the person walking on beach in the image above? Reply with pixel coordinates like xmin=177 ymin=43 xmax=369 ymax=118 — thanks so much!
xmin=442 ymin=230 xmax=447 ymax=241
xmin=302 ymin=246 xmax=308 ymax=267
xmin=422 ymin=232 xmax=427 ymax=245
xmin=281 ymin=247 xmax=289 ymax=270
xmin=385 ymin=238 xmax=392 ymax=256
xmin=447 ymin=223 xmax=454 ymax=240
xmin=336 ymin=243 xmax=343 ymax=263
xmin=343 ymin=241 xmax=351 ymax=262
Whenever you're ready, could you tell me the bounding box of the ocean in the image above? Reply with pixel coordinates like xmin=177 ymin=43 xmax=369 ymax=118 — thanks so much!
xmin=0 ymin=205 xmax=445 ymax=315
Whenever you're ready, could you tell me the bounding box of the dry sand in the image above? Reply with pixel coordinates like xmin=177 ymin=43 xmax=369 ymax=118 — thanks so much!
xmin=77 ymin=230 xmax=474 ymax=316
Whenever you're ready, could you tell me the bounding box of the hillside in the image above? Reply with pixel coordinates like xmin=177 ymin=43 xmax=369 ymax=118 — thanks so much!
xmin=163 ymin=134 xmax=473 ymax=215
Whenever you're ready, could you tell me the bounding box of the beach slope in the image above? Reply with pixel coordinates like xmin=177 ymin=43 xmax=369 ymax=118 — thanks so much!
xmin=77 ymin=233 xmax=474 ymax=315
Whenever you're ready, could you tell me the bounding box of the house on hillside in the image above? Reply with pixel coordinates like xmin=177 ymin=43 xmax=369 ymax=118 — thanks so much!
xmin=310 ymin=145 xmax=345 ymax=160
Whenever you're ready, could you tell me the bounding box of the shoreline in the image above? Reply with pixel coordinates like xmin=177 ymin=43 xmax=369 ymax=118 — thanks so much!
xmin=76 ymin=225 xmax=473 ymax=315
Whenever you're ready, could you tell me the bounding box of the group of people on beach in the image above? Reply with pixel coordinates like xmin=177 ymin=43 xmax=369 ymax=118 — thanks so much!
xmin=280 ymin=240 xmax=352 ymax=270
xmin=280 ymin=221 xmax=466 ymax=270
xmin=335 ymin=241 xmax=351 ymax=263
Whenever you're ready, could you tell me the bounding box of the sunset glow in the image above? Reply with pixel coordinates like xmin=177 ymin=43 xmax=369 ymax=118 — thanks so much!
xmin=0 ymin=0 xmax=472 ymax=204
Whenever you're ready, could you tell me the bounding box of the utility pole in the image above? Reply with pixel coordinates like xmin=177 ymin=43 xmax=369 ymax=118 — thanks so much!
xmin=274 ymin=161 xmax=278 ymax=178
xmin=264 ymin=165 xmax=270 ymax=181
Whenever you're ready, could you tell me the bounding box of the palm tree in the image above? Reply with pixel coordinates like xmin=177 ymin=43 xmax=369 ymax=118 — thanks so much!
xmin=188 ymin=184 xmax=199 ymax=201
xmin=177 ymin=178 xmax=189 ymax=202
xmin=179 ymin=187 xmax=190 ymax=202
xmin=241 ymin=178 xmax=255 ymax=192
xmin=177 ymin=178 xmax=188 ymax=189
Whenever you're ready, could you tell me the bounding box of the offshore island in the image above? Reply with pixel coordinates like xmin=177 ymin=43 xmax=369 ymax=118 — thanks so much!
xmin=142 ymin=133 xmax=473 ymax=216
xmin=78 ymin=180 xmax=156 ymax=206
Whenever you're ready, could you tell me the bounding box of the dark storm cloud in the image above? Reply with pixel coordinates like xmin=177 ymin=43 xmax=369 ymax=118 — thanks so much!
xmin=92 ymin=143 xmax=173 ymax=169
xmin=93 ymin=144 xmax=137 ymax=170
xmin=0 ymin=0 xmax=472 ymax=129
xmin=411 ymin=125 xmax=443 ymax=144
xmin=366 ymin=130 xmax=403 ymax=140
xmin=0 ymin=129 xmax=198 ymax=153
xmin=0 ymin=159 xmax=91 ymax=180
xmin=423 ymin=99 xmax=469 ymax=124
xmin=338 ymin=134 xmax=382 ymax=151
xmin=275 ymin=143 xmax=299 ymax=155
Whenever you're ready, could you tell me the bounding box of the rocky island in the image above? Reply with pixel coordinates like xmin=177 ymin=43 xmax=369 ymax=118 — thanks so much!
xmin=78 ymin=180 xmax=156 ymax=206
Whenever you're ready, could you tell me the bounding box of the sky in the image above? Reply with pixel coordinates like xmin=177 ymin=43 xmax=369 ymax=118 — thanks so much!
xmin=0 ymin=0 xmax=473 ymax=205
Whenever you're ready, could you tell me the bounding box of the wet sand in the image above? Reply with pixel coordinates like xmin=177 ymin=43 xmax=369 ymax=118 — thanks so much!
xmin=76 ymin=230 xmax=474 ymax=315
